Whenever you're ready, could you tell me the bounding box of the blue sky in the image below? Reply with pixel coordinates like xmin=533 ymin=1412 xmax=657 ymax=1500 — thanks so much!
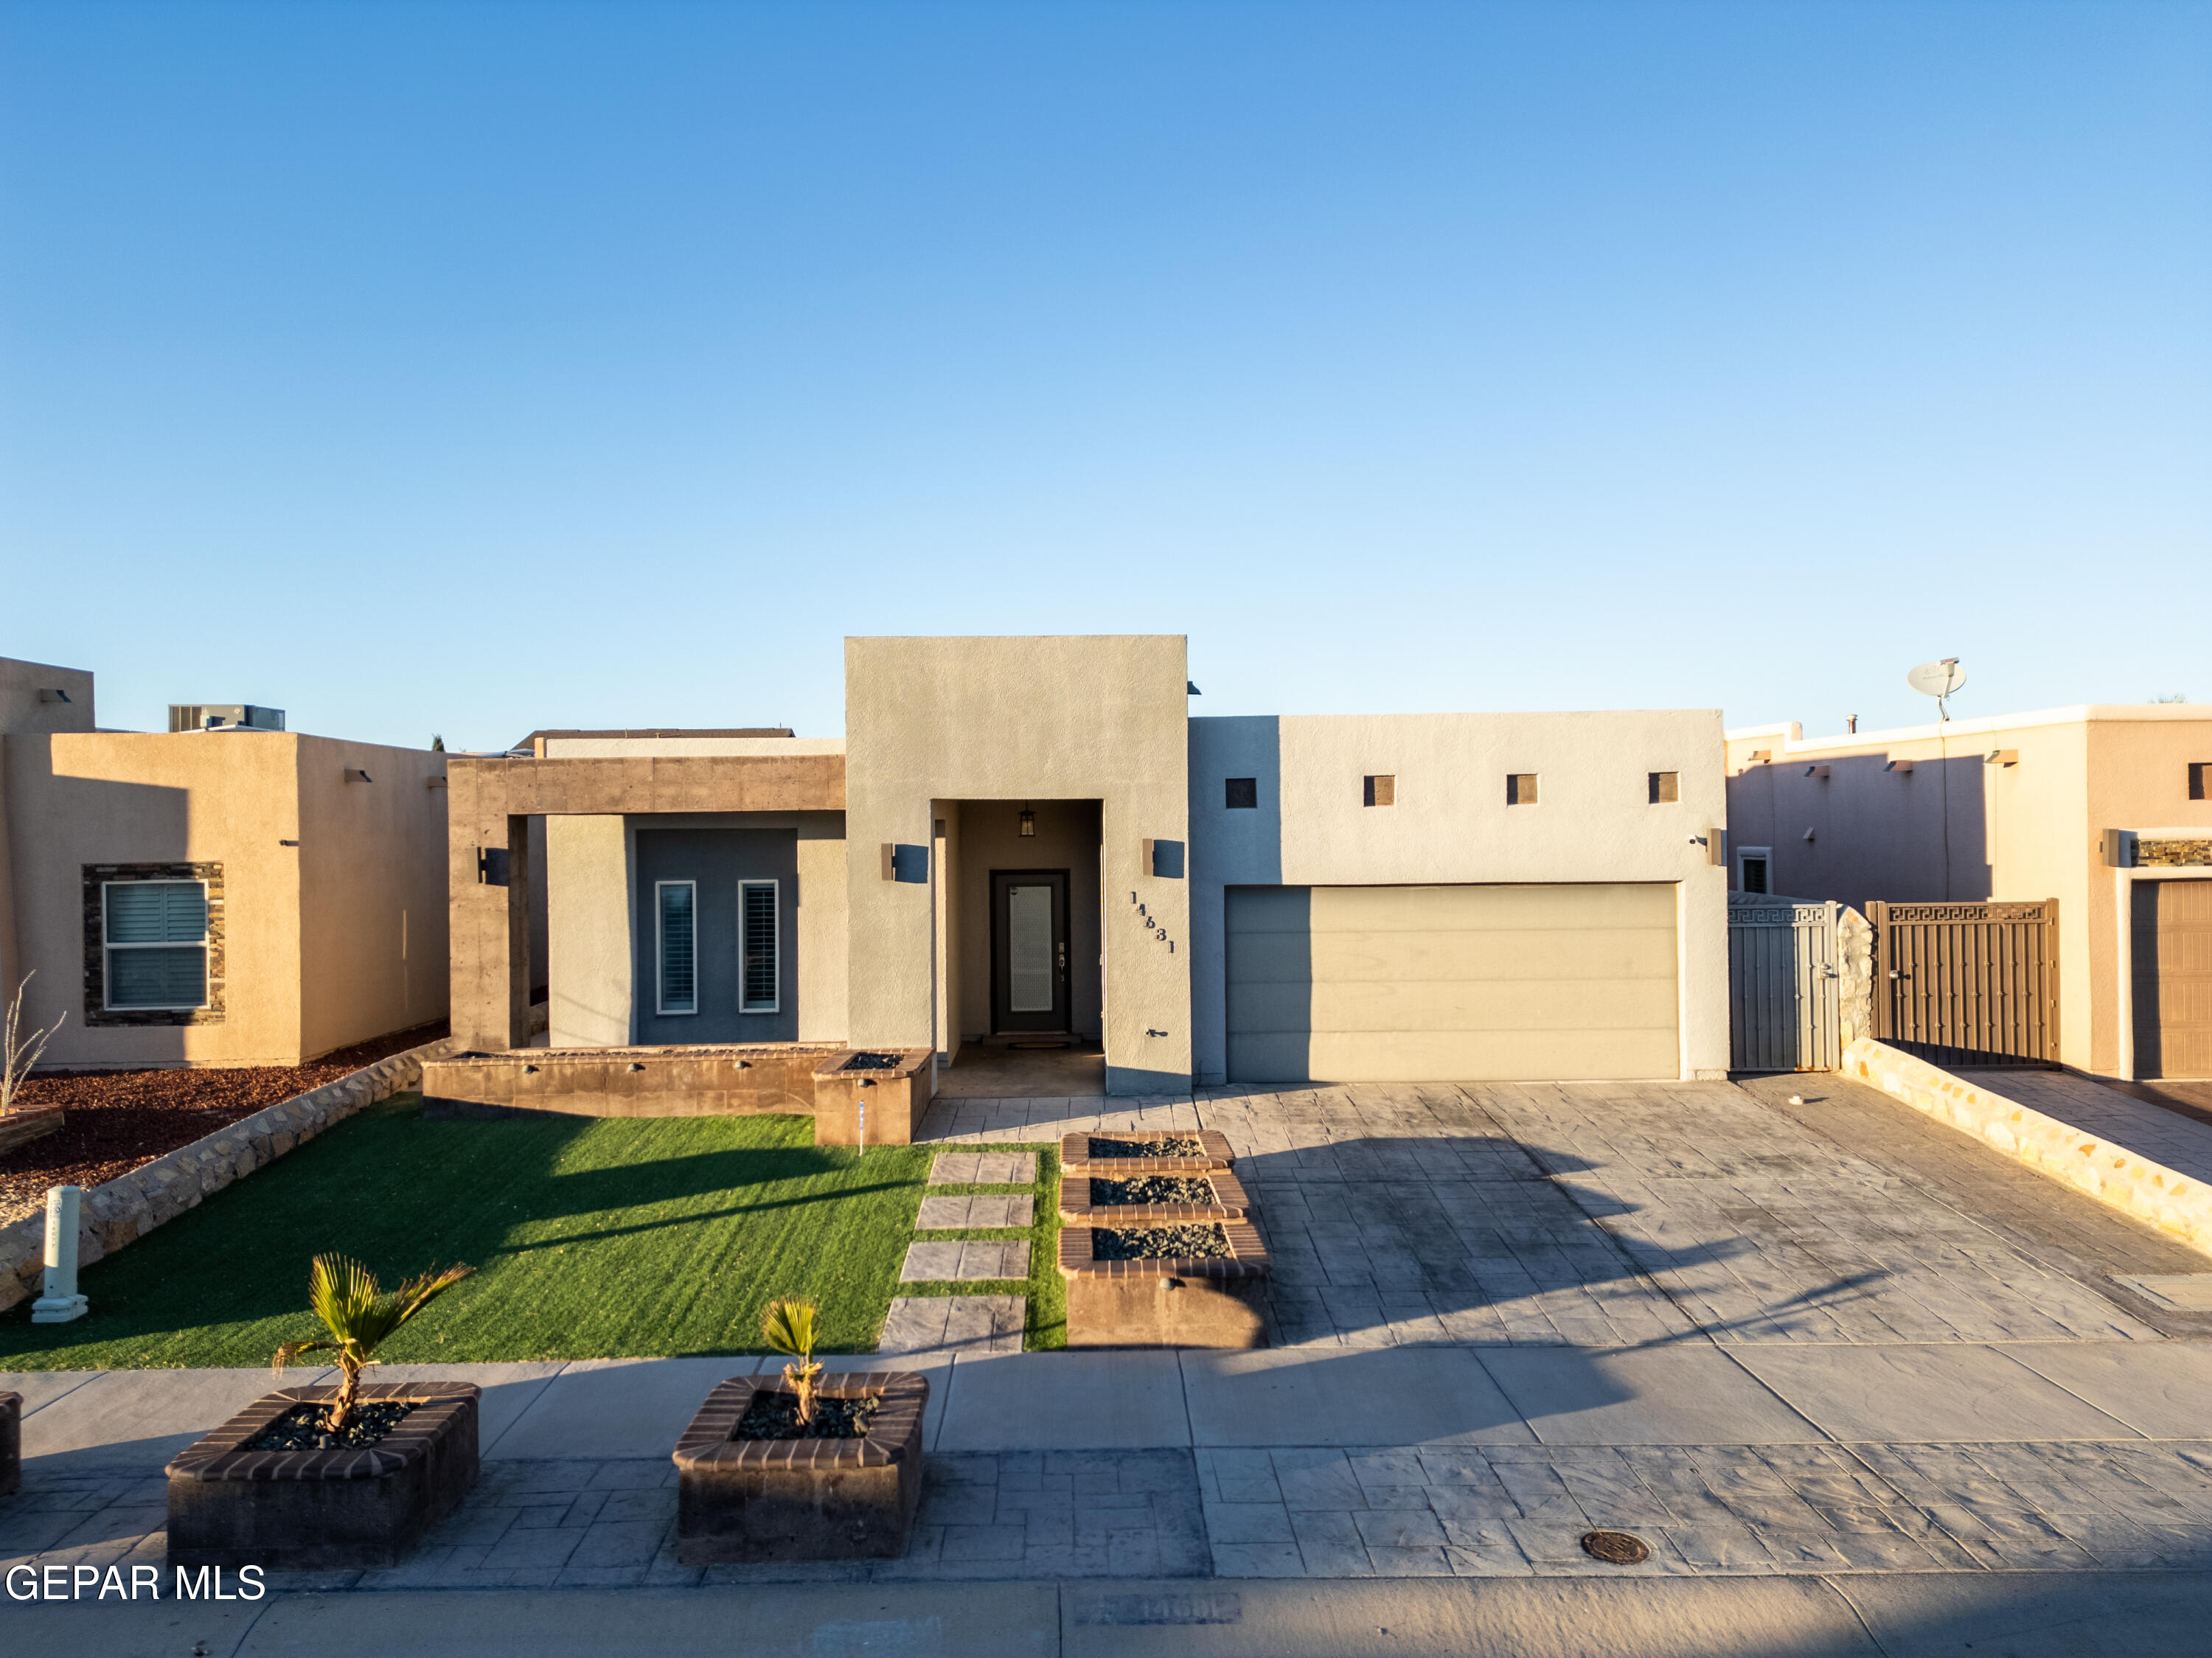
xmin=3 ymin=1 xmax=2205 ymax=750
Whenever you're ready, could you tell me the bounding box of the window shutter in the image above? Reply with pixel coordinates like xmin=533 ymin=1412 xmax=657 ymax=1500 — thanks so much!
xmin=658 ymin=883 xmax=696 ymax=1013
xmin=105 ymin=882 xmax=207 ymax=944
xmin=741 ymin=882 xmax=778 ymax=1012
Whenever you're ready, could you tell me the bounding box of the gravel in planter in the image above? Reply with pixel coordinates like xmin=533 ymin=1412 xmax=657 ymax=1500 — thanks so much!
xmin=734 ymin=1390 xmax=882 ymax=1441
xmin=1090 ymin=1175 xmax=1217 ymax=1208
xmin=246 ymin=1400 xmax=419 ymax=1452
xmin=1093 ymin=1225 xmax=1231 ymax=1261
xmin=1088 ymin=1134 xmax=1207 ymax=1160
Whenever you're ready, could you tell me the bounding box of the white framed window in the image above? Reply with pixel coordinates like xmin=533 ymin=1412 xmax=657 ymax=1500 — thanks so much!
xmin=1736 ymin=846 xmax=1773 ymax=896
xmin=656 ymin=879 xmax=697 ymax=1015
xmin=103 ymin=879 xmax=209 ymax=1010
xmin=740 ymin=879 xmax=779 ymax=1014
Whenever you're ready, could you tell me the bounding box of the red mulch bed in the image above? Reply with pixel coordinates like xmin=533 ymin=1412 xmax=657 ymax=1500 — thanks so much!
xmin=0 ymin=1021 xmax=448 ymax=1218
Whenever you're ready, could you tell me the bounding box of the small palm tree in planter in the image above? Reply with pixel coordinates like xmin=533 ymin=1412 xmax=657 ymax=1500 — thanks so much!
xmin=166 ymin=1253 xmax=481 ymax=1571
xmin=671 ymin=1295 xmax=931 ymax=1562
xmin=274 ymin=1254 xmax=475 ymax=1438
xmin=762 ymin=1295 xmax=824 ymax=1425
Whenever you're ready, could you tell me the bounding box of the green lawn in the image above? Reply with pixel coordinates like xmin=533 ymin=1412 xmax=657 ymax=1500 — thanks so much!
xmin=0 ymin=1094 xmax=1062 ymax=1370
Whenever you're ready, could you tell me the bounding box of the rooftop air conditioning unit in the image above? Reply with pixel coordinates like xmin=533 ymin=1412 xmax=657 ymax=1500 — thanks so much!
xmin=169 ymin=704 xmax=286 ymax=733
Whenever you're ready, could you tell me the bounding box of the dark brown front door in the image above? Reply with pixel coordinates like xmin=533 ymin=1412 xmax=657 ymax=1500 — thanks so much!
xmin=992 ymin=870 xmax=1070 ymax=1034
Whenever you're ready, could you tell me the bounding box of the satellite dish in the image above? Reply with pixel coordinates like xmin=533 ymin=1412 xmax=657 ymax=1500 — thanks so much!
xmin=1907 ymin=658 xmax=1966 ymax=720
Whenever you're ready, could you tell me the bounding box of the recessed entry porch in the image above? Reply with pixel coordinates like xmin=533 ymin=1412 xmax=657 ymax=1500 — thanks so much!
xmin=933 ymin=798 xmax=1105 ymax=1096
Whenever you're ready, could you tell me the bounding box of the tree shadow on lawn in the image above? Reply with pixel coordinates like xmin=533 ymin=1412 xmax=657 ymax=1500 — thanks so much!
xmin=0 ymin=1099 xmax=947 ymax=1367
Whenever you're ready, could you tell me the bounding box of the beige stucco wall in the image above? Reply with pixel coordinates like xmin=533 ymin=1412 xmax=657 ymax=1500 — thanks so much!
xmin=544 ymin=809 xmax=849 ymax=1048
xmin=6 ymin=726 xmax=447 ymax=1067
xmin=1189 ymin=711 xmax=1731 ymax=1083
xmin=1724 ymin=706 xmax=2212 ymax=1075
xmin=845 ymin=636 xmax=1192 ymax=1093
xmin=293 ymin=736 xmax=452 ymax=1059
xmin=10 ymin=731 xmax=305 ymax=1065
xmin=0 ymin=656 xmax=99 ymax=1002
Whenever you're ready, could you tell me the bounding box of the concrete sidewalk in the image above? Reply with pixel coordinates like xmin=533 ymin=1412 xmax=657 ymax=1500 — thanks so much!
xmin=7 ymin=1573 xmax=2212 ymax=1657
xmin=12 ymin=1340 xmax=2212 ymax=1586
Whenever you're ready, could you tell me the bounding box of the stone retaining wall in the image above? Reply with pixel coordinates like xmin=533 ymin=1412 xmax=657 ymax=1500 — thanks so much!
xmin=1842 ymin=1037 xmax=2212 ymax=1260
xmin=0 ymin=1035 xmax=456 ymax=1312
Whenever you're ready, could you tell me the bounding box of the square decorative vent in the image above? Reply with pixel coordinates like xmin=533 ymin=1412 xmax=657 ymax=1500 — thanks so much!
xmin=1225 ymin=777 xmax=1257 ymax=809
xmin=1363 ymin=774 xmax=1394 ymax=807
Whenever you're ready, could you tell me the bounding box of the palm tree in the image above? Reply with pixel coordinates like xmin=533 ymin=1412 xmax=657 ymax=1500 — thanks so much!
xmin=761 ymin=1296 xmax=824 ymax=1425
xmin=274 ymin=1255 xmax=474 ymax=1431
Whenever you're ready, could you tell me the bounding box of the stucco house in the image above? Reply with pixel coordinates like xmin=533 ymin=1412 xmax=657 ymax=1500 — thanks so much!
xmin=0 ymin=655 xmax=450 ymax=1068
xmin=446 ymin=635 xmax=1731 ymax=1099
xmin=1724 ymin=706 xmax=2212 ymax=1079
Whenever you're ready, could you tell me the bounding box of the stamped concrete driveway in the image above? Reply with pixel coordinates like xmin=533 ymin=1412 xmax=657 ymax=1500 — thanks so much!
xmin=1196 ymin=1078 xmax=2172 ymax=1351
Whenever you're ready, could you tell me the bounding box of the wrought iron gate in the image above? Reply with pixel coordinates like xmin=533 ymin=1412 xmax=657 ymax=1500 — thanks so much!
xmin=1729 ymin=900 xmax=1842 ymax=1071
xmin=1865 ymin=899 xmax=2060 ymax=1067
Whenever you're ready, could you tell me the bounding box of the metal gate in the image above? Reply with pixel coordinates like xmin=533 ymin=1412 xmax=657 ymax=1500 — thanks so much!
xmin=1865 ymin=899 xmax=2060 ymax=1067
xmin=1729 ymin=900 xmax=1841 ymax=1071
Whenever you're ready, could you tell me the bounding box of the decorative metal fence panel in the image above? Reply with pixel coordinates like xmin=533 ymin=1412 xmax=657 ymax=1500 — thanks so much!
xmin=1866 ymin=899 xmax=2060 ymax=1067
xmin=1729 ymin=901 xmax=1841 ymax=1071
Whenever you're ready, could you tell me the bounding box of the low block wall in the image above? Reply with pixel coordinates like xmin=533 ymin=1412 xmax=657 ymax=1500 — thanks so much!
xmin=1842 ymin=1037 xmax=2212 ymax=1260
xmin=0 ymin=1105 xmax=64 ymax=1157
xmin=420 ymin=1045 xmax=841 ymax=1119
xmin=0 ymin=1036 xmax=457 ymax=1312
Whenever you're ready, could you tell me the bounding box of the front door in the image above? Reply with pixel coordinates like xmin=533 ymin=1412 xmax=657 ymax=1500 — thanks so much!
xmin=992 ymin=870 xmax=1070 ymax=1033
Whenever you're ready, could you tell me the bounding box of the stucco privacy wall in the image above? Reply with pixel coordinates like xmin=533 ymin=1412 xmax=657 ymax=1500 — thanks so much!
xmin=544 ymin=810 xmax=847 ymax=1047
xmin=448 ymin=752 xmax=846 ymax=1050
xmin=1727 ymin=706 xmax=2212 ymax=1074
xmin=844 ymin=636 xmax=1192 ymax=1093
xmin=1187 ymin=711 xmax=1731 ymax=1084
xmin=0 ymin=655 xmax=98 ymax=1000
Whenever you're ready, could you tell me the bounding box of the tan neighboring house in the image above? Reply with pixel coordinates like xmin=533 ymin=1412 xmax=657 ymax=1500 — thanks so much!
xmin=0 ymin=655 xmax=450 ymax=1068
xmin=448 ymin=634 xmax=1733 ymax=1093
xmin=1724 ymin=706 xmax=2212 ymax=1079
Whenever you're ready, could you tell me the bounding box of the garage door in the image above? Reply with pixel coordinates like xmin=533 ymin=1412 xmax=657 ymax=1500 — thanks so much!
xmin=2134 ymin=881 xmax=2212 ymax=1079
xmin=1226 ymin=883 xmax=1679 ymax=1083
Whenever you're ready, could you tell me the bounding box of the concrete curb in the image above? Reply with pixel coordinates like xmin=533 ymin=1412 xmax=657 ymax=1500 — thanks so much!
xmin=1842 ymin=1037 xmax=2212 ymax=1260
xmin=0 ymin=1035 xmax=458 ymax=1310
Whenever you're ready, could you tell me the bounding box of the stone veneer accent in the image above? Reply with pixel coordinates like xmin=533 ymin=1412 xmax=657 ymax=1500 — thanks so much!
xmin=2136 ymin=838 xmax=2212 ymax=868
xmin=0 ymin=1034 xmax=455 ymax=1312
xmin=1844 ymin=1036 xmax=2212 ymax=1259
xmin=81 ymin=862 xmax=225 ymax=1026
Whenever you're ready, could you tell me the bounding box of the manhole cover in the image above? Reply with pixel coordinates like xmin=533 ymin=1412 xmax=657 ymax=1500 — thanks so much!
xmin=1580 ymin=1530 xmax=1651 ymax=1564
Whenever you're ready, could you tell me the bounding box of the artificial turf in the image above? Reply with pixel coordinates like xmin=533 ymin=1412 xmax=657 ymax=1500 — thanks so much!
xmin=0 ymin=1094 xmax=1063 ymax=1369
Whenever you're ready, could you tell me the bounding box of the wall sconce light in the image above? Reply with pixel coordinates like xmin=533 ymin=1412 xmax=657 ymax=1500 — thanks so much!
xmin=1018 ymin=806 xmax=1035 ymax=837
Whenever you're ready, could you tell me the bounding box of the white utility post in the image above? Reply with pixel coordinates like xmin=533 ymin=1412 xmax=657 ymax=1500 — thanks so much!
xmin=30 ymin=1184 xmax=88 ymax=1323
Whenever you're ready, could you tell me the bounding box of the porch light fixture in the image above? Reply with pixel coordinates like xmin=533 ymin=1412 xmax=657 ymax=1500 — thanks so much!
xmin=1018 ymin=806 xmax=1035 ymax=837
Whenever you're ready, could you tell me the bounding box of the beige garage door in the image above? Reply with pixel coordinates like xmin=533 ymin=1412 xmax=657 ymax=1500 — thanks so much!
xmin=1226 ymin=884 xmax=1679 ymax=1083
xmin=2134 ymin=880 xmax=2212 ymax=1079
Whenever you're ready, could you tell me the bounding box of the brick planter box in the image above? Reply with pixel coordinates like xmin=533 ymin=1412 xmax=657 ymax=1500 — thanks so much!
xmin=165 ymin=1382 xmax=479 ymax=1570
xmin=0 ymin=1105 xmax=63 ymax=1157
xmin=0 ymin=1390 xmax=18 ymax=1498
xmin=1058 ymin=1129 xmax=1234 ymax=1176
xmin=672 ymin=1372 xmax=927 ymax=1563
xmin=1060 ymin=1222 xmax=1271 ymax=1349
xmin=422 ymin=1044 xmax=838 ymax=1120
xmin=1059 ymin=1168 xmax=1252 ymax=1225
xmin=811 ymin=1049 xmax=937 ymax=1148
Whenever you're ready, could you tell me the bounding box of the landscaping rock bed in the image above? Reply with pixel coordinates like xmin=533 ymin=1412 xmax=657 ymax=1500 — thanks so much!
xmin=1 ymin=1020 xmax=448 ymax=1227
xmin=1059 ymin=1128 xmax=1234 ymax=1175
xmin=1094 ymin=1224 xmax=1231 ymax=1260
xmin=246 ymin=1400 xmax=419 ymax=1453
xmin=734 ymin=1390 xmax=880 ymax=1441
xmin=1093 ymin=1175 xmax=1215 ymax=1206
